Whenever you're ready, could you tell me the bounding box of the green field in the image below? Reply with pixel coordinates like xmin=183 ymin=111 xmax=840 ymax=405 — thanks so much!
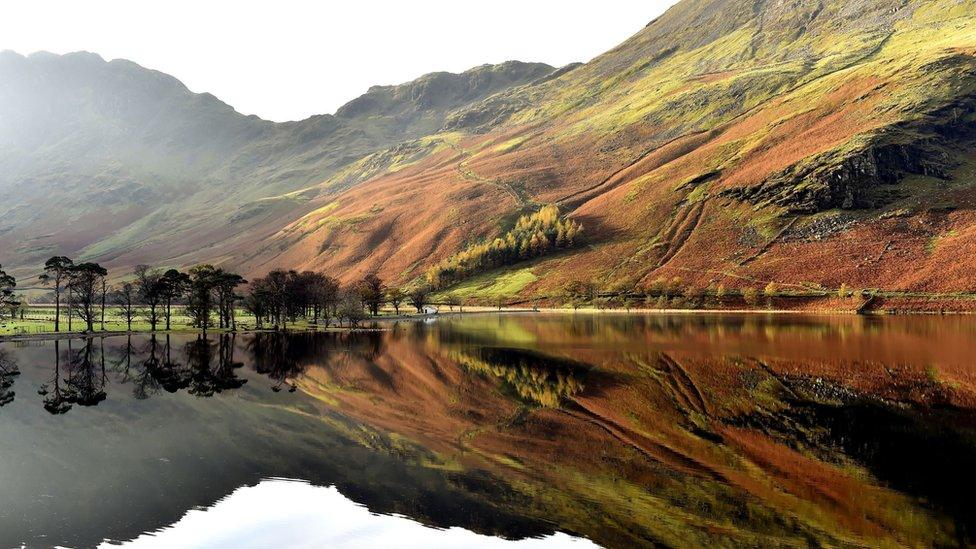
xmin=1 ymin=306 xmax=241 ymax=336
xmin=2 ymin=306 xmax=298 ymax=337
xmin=435 ymin=267 xmax=539 ymax=302
xmin=0 ymin=304 xmax=425 ymax=337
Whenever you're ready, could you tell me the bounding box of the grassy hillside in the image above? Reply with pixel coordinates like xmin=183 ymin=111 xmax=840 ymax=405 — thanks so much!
xmin=0 ymin=52 xmax=553 ymax=277
xmin=241 ymin=0 xmax=976 ymax=297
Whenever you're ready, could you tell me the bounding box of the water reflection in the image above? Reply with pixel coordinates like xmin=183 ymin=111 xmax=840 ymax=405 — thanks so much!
xmin=453 ymin=348 xmax=588 ymax=407
xmin=0 ymin=348 xmax=18 ymax=406
xmin=10 ymin=335 xmax=255 ymax=413
xmin=119 ymin=479 xmax=595 ymax=549
xmin=1 ymin=314 xmax=976 ymax=547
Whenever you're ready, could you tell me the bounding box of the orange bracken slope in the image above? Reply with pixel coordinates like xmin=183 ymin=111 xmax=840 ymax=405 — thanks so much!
xmin=224 ymin=0 xmax=976 ymax=297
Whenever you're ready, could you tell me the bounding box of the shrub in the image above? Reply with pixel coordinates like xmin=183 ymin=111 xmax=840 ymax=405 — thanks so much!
xmin=742 ymin=287 xmax=760 ymax=306
xmin=564 ymin=280 xmax=597 ymax=310
xmin=668 ymin=277 xmax=684 ymax=297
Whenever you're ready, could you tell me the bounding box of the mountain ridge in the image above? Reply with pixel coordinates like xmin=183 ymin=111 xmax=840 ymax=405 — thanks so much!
xmin=0 ymin=52 xmax=556 ymax=278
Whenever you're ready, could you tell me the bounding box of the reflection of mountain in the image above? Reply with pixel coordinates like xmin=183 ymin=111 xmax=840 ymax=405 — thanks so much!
xmin=0 ymin=334 xmax=562 ymax=548
xmin=123 ymin=479 xmax=594 ymax=548
xmin=3 ymin=317 xmax=976 ymax=547
xmin=295 ymin=316 xmax=976 ymax=547
xmin=453 ymin=347 xmax=587 ymax=407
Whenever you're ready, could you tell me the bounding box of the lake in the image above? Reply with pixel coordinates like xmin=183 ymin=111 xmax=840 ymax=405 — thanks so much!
xmin=1 ymin=313 xmax=975 ymax=548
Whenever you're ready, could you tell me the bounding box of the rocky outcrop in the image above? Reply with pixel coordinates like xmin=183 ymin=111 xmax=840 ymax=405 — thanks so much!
xmin=722 ymin=95 xmax=976 ymax=213
xmin=335 ymin=61 xmax=554 ymax=121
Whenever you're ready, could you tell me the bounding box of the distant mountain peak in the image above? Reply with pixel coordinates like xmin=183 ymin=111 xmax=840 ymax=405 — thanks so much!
xmin=335 ymin=61 xmax=555 ymax=120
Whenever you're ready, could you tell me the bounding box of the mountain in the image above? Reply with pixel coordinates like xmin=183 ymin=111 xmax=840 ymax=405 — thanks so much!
xmin=0 ymin=52 xmax=553 ymax=275
xmin=3 ymin=0 xmax=976 ymax=297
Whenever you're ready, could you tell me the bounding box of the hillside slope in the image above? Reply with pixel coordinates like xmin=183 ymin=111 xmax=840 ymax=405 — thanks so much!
xmin=0 ymin=52 xmax=553 ymax=275
xmin=4 ymin=0 xmax=976 ymax=298
xmin=242 ymin=0 xmax=976 ymax=295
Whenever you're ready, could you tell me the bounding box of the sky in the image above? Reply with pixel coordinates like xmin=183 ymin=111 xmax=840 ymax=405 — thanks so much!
xmin=0 ymin=0 xmax=678 ymax=122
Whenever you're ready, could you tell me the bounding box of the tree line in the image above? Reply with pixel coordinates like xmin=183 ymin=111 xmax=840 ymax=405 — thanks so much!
xmin=38 ymin=257 xmax=247 ymax=333
xmin=24 ymin=256 xmax=438 ymax=334
xmin=561 ymin=276 xmax=877 ymax=311
xmin=246 ymin=270 xmax=434 ymax=329
xmin=426 ymin=204 xmax=582 ymax=288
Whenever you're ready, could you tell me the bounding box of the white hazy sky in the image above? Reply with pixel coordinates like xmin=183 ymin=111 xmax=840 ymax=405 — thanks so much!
xmin=0 ymin=0 xmax=678 ymax=122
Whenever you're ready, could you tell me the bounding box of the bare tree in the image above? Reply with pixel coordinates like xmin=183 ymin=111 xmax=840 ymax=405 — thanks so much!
xmin=242 ymin=289 xmax=268 ymax=329
xmin=214 ymin=270 xmax=246 ymax=331
xmin=246 ymin=270 xmax=341 ymax=329
xmin=134 ymin=265 xmax=165 ymax=331
xmin=260 ymin=269 xmax=290 ymax=329
xmin=100 ymin=277 xmax=107 ymax=331
xmin=310 ymin=273 xmax=340 ymax=325
xmin=113 ymin=282 xmax=138 ymax=331
xmin=338 ymin=292 xmax=367 ymax=327
xmin=67 ymin=263 xmax=108 ymax=332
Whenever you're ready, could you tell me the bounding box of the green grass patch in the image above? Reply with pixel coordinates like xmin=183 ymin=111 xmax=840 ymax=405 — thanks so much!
xmin=493 ymin=135 xmax=529 ymax=154
xmin=438 ymin=267 xmax=539 ymax=301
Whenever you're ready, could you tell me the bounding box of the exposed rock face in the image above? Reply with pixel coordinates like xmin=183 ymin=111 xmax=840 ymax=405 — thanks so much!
xmin=723 ymin=141 xmax=951 ymax=213
xmin=443 ymin=63 xmax=581 ymax=133
xmin=723 ymin=93 xmax=976 ymax=213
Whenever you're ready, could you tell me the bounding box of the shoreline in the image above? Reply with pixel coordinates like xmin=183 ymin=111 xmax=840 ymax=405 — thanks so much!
xmin=529 ymin=307 xmax=976 ymax=315
xmin=4 ymin=305 xmax=975 ymax=343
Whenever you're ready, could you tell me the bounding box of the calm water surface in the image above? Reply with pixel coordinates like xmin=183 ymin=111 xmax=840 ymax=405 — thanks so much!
xmin=1 ymin=313 xmax=976 ymax=548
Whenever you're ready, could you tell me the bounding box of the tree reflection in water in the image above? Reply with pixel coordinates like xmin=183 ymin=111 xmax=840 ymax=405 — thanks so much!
xmin=64 ymin=338 xmax=107 ymax=407
xmin=452 ymin=347 xmax=588 ymax=408
xmin=40 ymin=340 xmax=71 ymax=414
xmin=247 ymin=333 xmax=307 ymax=392
xmin=186 ymin=334 xmax=246 ymax=397
xmin=246 ymin=331 xmax=379 ymax=392
xmin=31 ymin=334 xmax=266 ymax=413
xmin=7 ymin=320 xmax=976 ymax=547
xmin=0 ymin=348 xmax=18 ymax=407
xmin=39 ymin=339 xmax=107 ymax=414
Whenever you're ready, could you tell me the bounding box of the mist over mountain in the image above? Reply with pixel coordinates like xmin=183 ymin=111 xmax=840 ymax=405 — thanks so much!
xmin=0 ymin=51 xmax=553 ymax=274
xmin=3 ymin=0 xmax=976 ymax=297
